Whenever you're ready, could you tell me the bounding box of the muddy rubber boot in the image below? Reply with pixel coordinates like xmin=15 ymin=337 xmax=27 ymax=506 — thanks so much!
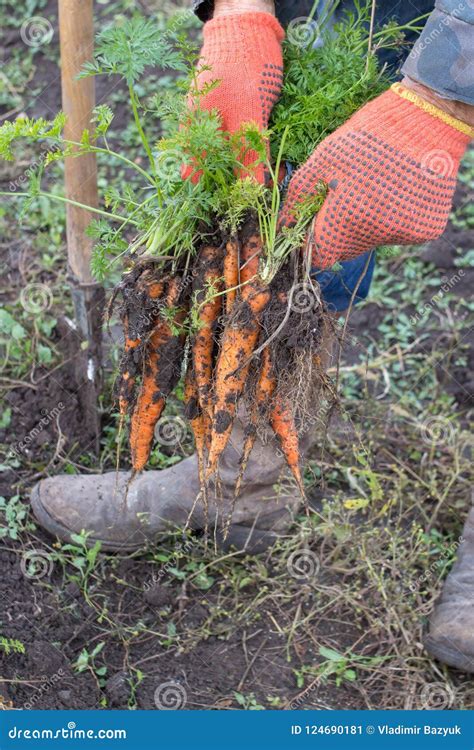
xmin=424 ymin=502 xmax=474 ymax=673
xmin=30 ymin=411 xmax=312 ymax=553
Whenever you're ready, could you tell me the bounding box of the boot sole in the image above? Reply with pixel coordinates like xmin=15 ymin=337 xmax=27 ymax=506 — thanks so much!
xmin=31 ymin=484 xmax=281 ymax=554
xmin=424 ymin=635 xmax=474 ymax=674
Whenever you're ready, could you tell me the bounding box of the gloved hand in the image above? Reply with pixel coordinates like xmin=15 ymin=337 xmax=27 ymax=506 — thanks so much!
xmin=279 ymin=84 xmax=472 ymax=269
xmin=191 ymin=12 xmax=284 ymax=182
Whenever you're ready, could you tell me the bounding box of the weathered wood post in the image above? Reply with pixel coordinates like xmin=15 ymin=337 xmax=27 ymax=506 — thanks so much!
xmin=58 ymin=0 xmax=104 ymax=448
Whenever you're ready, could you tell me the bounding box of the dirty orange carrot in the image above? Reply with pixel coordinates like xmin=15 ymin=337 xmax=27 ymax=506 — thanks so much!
xmin=192 ymin=245 xmax=222 ymax=417
xmin=129 ymin=325 xmax=168 ymax=472
xmin=184 ymin=366 xmax=208 ymax=483
xmin=206 ymin=231 xmax=268 ymax=476
xmin=118 ymin=277 xmax=165 ymax=419
xmin=223 ymin=236 xmax=239 ymax=313
xmin=255 ymin=346 xmax=277 ymax=403
xmin=147 ymin=281 xmax=164 ymax=299
xmin=269 ymin=396 xmax=306 ymax=499
xmin=206 ymin=280 xmax=270 ymax=477
xmin=184 ymin=365 xmax=211 ymax=534
xmin=129 ymin=278 xmax=182 ymax=473
xmin=118 ymin=314 xmax=140 ymax=418
xmin=239 ymin=231 xmax=262 ymax=288
xmin=233 ymin=346 xmax=276 ymax=500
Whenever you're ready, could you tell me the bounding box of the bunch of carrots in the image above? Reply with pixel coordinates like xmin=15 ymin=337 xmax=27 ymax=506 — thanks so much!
xmin=114 ymin=215 xmax=323 ymax=504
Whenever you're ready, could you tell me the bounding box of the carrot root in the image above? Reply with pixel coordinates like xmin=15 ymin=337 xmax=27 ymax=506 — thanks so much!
xmin=270 ymin=397 xmax=306 ymax=501
xmin=129 ymin=277 xmax=185 ymax=473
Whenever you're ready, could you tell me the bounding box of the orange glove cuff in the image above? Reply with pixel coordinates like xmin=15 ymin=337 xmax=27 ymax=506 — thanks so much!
xmin=344 ymin=88 xmax=471 ymax=177
xmin=202 ymin=12 xmax=285 ymax=62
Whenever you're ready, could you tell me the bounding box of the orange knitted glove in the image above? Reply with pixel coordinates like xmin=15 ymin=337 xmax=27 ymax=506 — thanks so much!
xmin=192 ymin=12 xmax=284 ymax=182
xmin=279 ymin=85 xmax=472 ymax=269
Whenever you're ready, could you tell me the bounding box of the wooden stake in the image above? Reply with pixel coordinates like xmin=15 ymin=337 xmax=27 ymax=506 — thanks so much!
xmin=59 ymin=0 xmax=104 ymax=449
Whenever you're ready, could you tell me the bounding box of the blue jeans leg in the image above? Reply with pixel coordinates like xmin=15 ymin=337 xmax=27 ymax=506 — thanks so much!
xmin=311 ymin=251 xmax=376 ymax=313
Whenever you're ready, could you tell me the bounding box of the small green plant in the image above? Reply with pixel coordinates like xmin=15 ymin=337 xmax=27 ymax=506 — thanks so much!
xmin=74 ymin=641 xmax=107 ymax=687
xmin=160 ymin=621 xmax=180 ymax=649
xmin=451 ymin=202 xmax=474 ymax=231
xmin=267 ymin=695 xmax=282 ymax=707
xmin=234 ymin=691 xmax=265 ymax=710
xmin=0 ymin=409 xmax=11 ymax=430
xmin=0 ymin=495 xmax=35 ymax=540
xmin=294 ymin=646 xmax=387 ymax=688
xmin=128 ymin=668 xmax=145 ymax=710
xmin=57 ymin=530 xmax=102 ymax=590
xmin=0 ymin=635 xmax=26 ymax=655
xmin=0 ymin=305 xmax=58 ymax=380
xmin=151 ymin=539 xmax=215 ymax=590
